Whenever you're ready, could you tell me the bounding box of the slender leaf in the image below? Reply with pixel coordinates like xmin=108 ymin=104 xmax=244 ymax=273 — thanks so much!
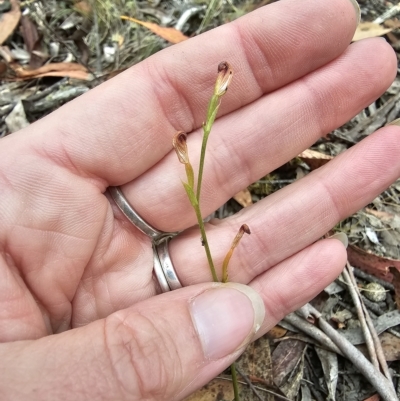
xmin=182 ymin=181 xmax=198 ymax=207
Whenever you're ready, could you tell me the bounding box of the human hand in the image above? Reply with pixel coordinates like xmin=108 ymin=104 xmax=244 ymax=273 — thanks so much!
xmin=1 ymin=0 xmax=399 ymax=399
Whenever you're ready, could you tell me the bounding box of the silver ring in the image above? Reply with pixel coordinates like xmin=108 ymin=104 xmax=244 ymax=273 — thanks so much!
xmin=153 ymin=242 xmax=170 ymax=293
xmin=109 ymin=186 xmax=164 ymax=239
xmin=155 ymin=236 xmax=182 ymax=291
xmin=109 ymin=186 xmax=181 ymax=292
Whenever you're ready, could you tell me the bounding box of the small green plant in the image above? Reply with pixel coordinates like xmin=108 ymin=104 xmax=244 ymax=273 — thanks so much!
xmin=173 ymin=62 xmax=251 ymax=401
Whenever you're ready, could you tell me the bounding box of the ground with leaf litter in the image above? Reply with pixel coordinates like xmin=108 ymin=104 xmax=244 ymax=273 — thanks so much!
xmin=1 ymin=0 xmax=400 ymax=400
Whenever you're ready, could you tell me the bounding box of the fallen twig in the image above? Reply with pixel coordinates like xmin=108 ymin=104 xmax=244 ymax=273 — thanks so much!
xmin=345 ymin=92 xmax=400 ymax=141
xmin=90 ymin=0 xmax=102 ymax=74
xmin=338 ymin=299 xmax=400 ymax=339
xmin=283 ymin=313 xmax=342 ymax=355
xmin=217 ymin=375 xmax=292 ymax=401
xmin=353 ymin=267 xmax=395 ymax=292
xmin=27 ymin=86 xmax=88 ymax=113
xmin=306 ymin=304 xmax=397 ymax=401
xmin=24 ymin=78 xmax=69 ymax=103
xmin=346 ymin=263 xmax=394 ymax=385
xmin=343 ymin=265 xmax=379 ymax=369
xmin=235 ymin=367 xmax=264 ymax=401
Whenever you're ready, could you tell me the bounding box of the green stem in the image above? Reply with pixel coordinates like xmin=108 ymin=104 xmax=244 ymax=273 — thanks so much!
xmin=192 ymin=94 xmax=221 ymax=283
xmin=231 ymin=362 xmax=240 ymax=401
xmin=196 ymin=95 xmax=220 ymax=201
xmin=193 ymin=203 xmax=219 ymax=283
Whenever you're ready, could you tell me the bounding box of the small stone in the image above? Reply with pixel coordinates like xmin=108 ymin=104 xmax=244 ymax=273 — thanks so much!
xmin=363 ymin=282 xmax=386 ymax=303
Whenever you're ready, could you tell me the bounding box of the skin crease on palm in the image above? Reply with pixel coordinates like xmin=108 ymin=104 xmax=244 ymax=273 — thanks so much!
xmin=0 ymin=0 xmax=400 ymax=398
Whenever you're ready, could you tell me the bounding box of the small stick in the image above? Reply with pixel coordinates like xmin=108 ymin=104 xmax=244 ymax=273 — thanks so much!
xmin=347 ymin=264 xmax=394 ymax=384
xmin=353 ymin=267 xmax=395 ymax=291
xmin=25 ymin=78 xmax=69 ymax=103
xmin=338 ymin=300 xmax=400 ymax=339
xmin=362 ymin=301 xmax=393 ymax=382
xmin=361 ymin=295 xmax=386 ymax=316
xmin=217 ymin=375 xmax=292 ymax=401
xmin=343 ymin=264 xmax=379 ymax=369
xmin=348 ymin=266 xmax=395 ymax=388
xmin=90 ymin=0 xmax=102 ymax=74
xmin=235 ymin=367 xmax=264 ymax=401
xmin=283 ymin=313 xmax=342 ymax=355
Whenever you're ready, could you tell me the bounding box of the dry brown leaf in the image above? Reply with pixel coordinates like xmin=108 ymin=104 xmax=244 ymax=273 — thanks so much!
xmin=185 ymin=379 xmax=234 ymax=401
xmin=237 ymin=336 xmax=273 ymax=385
xmin=389 ymin=267 xmax=400 ymax=309
xmin=272 ymin=339 xmax=306 ymax=387
xmin=352 ymin=22 xmax=392 ymax=41
xmin=11 ymin=62 xmax=90 ymax=80
xmin=365 ymin=208 xmax=395 ymax=222
xmin=298 ymin=149 xmax=333 ymax=170
xmin=0 ymin=61 xmax=7 ymax=77
xmin=347 ymin=244 xmax=400 ymax=282
xmin=20 ymin=15 xmax=45 ymax=69
xmin=121 ymin=16 xmax=189 ymax=44
xmin=73 ymin=0 xmax=92 ymax=16
xmin=384 ymin=18 xmax=400 ymax=29
xmin=266 ymin=325 xmax=287 ymax=339
xmin=233 ymin=188 xmax=253 ymax=207
xmin=23 ymin=70 xmax=90 ymax=80
xmin=0 ymin=0 xmax=21 ymax=46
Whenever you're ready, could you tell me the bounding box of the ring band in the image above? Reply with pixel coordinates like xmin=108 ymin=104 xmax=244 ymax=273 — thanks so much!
xmin=153 ymin=242 xmax=170 ymax=293
xmin=109 ymin=186 xmax=164 ymax=239
xmin=108 ymin=186 xmax=181 ymax=292
xmin=155 ymin=236 xmax=182 ymax=291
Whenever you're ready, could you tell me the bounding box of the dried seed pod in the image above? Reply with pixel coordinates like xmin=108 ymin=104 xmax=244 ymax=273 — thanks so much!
xmin=172 ymin=131 xmax=189 ymax=164
xmin=222 ymin=224 xmax=251 ymax=282
xmin=214 ymin=61 xmax=233 ymax=97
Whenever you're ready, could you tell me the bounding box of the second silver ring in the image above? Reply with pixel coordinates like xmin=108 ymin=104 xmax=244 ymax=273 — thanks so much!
xmin=154 ymin=236 xmax=182 ymax=291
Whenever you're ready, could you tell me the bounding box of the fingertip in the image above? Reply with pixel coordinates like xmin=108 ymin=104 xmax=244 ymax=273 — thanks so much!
xmin=328 ymin=232 xmax=348 ymax=249
xmin=372 ymin=37 xmax=397 ymax=77
xmin=354 ymin=38 xmax=397 ymax=86
xmin=323 ymin=236 xmax=348 ymax=271
xmin=251 ymin=238 xmax=348 ymax=329
xmin=348 ymin=0 xmax=361 ymax=25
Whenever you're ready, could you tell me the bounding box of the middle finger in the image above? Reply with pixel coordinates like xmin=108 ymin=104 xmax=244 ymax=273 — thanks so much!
xmin=121 ymin=38 xmax=396 ymax=232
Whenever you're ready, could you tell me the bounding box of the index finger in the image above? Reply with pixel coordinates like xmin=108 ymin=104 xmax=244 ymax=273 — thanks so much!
xmin=2 ymin=0 xmax=359 ymax=187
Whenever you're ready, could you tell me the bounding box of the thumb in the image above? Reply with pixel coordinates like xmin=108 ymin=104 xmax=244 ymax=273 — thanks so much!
xmin=0 ymin=282 xmax=265 ymax=401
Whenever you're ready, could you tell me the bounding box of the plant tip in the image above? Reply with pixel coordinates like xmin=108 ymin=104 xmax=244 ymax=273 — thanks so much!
xmin=241 ymin=224 xmax=251 ymax=235
xmin=218 ymin=61 xmax=229 ymax=73
xmin=214 ymin=61 xmax=233 ymax=97
xmin=172 ymin=131 xmax=189 ymax=164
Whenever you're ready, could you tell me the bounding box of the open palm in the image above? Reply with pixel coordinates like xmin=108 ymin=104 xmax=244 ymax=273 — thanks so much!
xmin=1 ymin=0 xmax=399 ymax=399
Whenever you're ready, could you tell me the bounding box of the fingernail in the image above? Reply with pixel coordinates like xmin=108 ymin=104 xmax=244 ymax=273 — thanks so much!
xmin=349 ymin=0 xmax=361 ymax=25
xmin=329 ymin=232 xmax=348 ymax=248
xmin=190 ymin=283 xmax=265 ymax=360
xmin=387 ymin=118 xmax=400 ymax=126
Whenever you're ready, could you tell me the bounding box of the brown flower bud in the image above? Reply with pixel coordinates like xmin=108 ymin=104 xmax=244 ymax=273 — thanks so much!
xmin=222 ymin=223 xmax=251 ymax=283
xmin=214 ymin=61 xmax=233 ymax=97
xmin=232 ymin=224 xmax=251 ymax=248
xmin=241 ymin=224 xmax=251 ymax=235
xmin=172 ymin=131 xmax=189 ymax=164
